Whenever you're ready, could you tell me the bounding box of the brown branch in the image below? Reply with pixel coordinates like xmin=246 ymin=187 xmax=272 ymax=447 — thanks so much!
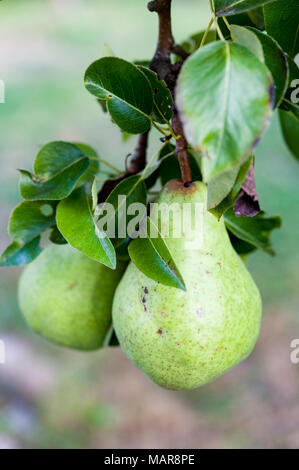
xmin=172 ymin=112 xmax=192 ymax=185
xmin=148 ymin=0 xmax=192 ymax=185
xmin=128 ymin=132 xmax=149 ymax=173
xmin=148 ymin=0 xmax=174 ymax=81
xmin=171 ymin=44 xmax=190 ymax=60
xmin=98 ymin=132 xmax=149 ymax=203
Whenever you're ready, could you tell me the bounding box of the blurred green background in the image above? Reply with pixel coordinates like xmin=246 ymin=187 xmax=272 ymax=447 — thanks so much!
xmin=0 ymin=0 xmax=299 ymax=449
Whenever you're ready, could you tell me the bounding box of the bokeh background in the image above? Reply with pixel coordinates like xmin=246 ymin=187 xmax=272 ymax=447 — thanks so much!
xmin=0 ymin=0 xmax=299 ymax=449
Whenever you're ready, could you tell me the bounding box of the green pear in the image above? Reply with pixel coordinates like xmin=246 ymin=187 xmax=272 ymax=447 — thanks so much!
xmin=113 ymin=180 xmax=262 ymax=390
xmin=18 ymin=244 xmax=125 ymax=350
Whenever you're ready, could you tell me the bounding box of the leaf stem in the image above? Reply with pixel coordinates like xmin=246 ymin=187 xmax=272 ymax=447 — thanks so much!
xmin=199 ymin=17 xmax=215 ymax=48
xmin=222 ymin=16 xmax=231 ymax=32
xmin=97 ymin=158 xmax=122 ymax=174
xmin=209 ymin=0 xmax=225 ymax=41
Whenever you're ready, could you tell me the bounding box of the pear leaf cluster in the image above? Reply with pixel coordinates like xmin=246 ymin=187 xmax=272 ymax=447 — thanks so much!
xmin=0 ymin=142 xmax=99 ymax=266
xmin=1 ymin=0 xmax=296 ymax=292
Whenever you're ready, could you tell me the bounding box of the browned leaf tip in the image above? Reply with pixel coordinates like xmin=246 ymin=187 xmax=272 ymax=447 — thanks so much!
xmin=234 ymin=160 xmax=261 ymax=217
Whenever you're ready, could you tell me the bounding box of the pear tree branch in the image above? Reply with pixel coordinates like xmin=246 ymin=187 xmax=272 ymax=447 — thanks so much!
xmin=148 ymin=0 xmax=192 ymax=185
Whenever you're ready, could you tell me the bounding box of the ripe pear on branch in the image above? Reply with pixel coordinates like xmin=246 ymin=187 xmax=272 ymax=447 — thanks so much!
xmin=18 ymin=244 xmax=126 ymax=350
xmin=113 ymin=180 xmax=262 ymax=390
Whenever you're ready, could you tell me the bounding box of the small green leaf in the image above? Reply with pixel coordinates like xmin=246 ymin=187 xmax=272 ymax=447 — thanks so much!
xmin=177 ymin=41 xmax=273 ymax=181
xmin=209 ymin=156 xmax=253 ymax=217
xmin=34 ymin=141 xmax=86 ymax=178
xmin=85 ymin=57 xmax=153 ymax=134
xmin=224 ymin=208 xmax=281 ymax=254
xmin=128 ymin=217 xmax=186 ymax=291
xmin=0 ymin=237 xmax=42 ymax=267
xmin=19 ymin=159 xmax=89 ymax=201
xmin=231 ymin=24 xmax=265 ymax=62
xmin=247 ymin=7 xmax=265 ymax=29
xmin=245 ymin=27 xmax=289 ymax=107
xmin=279 ymin=109 xmax=299 ymax=160
xmin=56 ymin=186 xmax=116 ymax=268
xmin=19 ymin=141 xmax=90 ymax=201
xmin=9 ymin=200 xmax=56 ymax=244
xmin=138 ymin=66 xmax=173 ymax=123
xmin=0 ymin=200 xmax=57 ymax=267
xmin=73 ymin=142 xmax=100 ymax=185
xmin=219 ymin=11 xmax=257 ymax=38
xmin=214 ymin=0 xmax=277 ymax=17
xmin=264 ymin=0 xmax=299 ymax=58
xmin=208 ymin=166 xmax=242 ymax=210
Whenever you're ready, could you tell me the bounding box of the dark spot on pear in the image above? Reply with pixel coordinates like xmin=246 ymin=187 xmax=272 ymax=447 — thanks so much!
xmin=68 ymin=283 xmax=77 ymax=290
xmin=157 ymin=329 xmax=162 ymax=335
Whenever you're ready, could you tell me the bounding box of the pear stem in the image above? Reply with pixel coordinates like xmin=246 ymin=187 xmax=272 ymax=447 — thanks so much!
xmin=148 ymin=0 xmax=192 ymax=185
xmin=172 ymin=112 xmax=192 ymax=184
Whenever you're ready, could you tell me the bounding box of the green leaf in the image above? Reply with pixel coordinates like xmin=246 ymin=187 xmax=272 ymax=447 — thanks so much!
xmin=56 ymin=186 xmax=116 ymax=268
xmin=9 ymin=200 xmax=56 ymax=243
xmin=128 ymin=217 xmax=186 ymax=291
xmin=0 ymin=200 xmax=57 ymax=267
xmin=224 ymin=208 xmax=281 ymax=254
xmin=49 ymin=226 xmax=67 ymax=245
xmin=73 ymin=142 xmax=100 ymax=185
xmin=264 ymin=0 xmax=299 ymax=58
xmin=176 ymin=41 xmax=273 ymax=181
xmin=0 ymin=237 xmax=42 ymax=267
xmin=209 ymin=156 xmax=253 ymax=217
xmin=229 ymin=232 xmax=257 ymax=254
xmin=84 ymin=57 xmax=153 ymax=134
xmin=179 ymin=30 xmax=216 ymax=56
xmin=247 ymin=7 xmax=265 ymax=29
xmin=208 ymin=165 xmax=242 ymax=210
xmin=138 ymin=66 xmax=173 ymax=124
xmin=19 ymin=141 xmax=90 ymax=200
xmin=279 ymin=109 xmax=299 ymax=160
xmin=245 ymin=27 xmax=289 ymax=107
xmin=279 ymin=55 xmax=299 ymax=119
xmin=219 ymin=11 xmax=257 ymax=38
xmin=98 ymin=175 xmax=147 ymax=245
xmin=231 ymin=24 xmax=265 ymax=62
xmin=214 ymin=0 xmax=277 ymax=17
xmin=34 ymin=141 xmax=86 ymax=178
